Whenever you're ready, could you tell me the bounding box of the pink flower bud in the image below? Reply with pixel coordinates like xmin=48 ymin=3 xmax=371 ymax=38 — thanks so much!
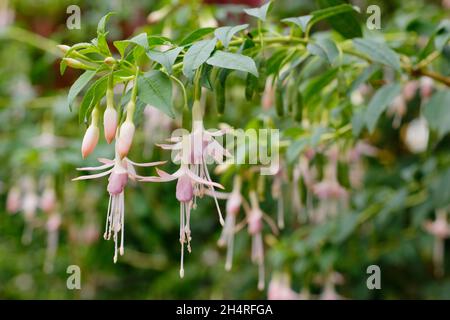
xmin=248 ymin=210 xmax=263 ymax=235
xmin=103 ymin=107 xmax=118 ymax=144
xmin=6 ymin=187 xmax=21 ymax=214
xmin=226 ymin=191 xmax=242 ymax=216
xmin=176 ymin=175 xmax=193 ymax=203
xmin=262 ymin=79 xmax=274 ymax=110
xmin=46 ymin=214 xmax=61 ymax=232
xmin=402 ymin=81 xmax=418 ymax=102
xmin=117 ymin=121 xmax=135 ymax=158
xmin=107 ymin=171 xmax=128 ymax=195
xmin=420 ymin=77 xmax=434 ymax=99
xmin=40 ymin=188 xmax=56 ymax=213
xmin=81 ymin=125 xmax=99 ymax=159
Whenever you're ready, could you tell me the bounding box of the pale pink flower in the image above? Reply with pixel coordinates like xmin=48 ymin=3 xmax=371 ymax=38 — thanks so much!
xmin=117 ymin=120 xmax=135 ymax=159
xmin=44 ymin=213 xmax=61 ymax=273
xmin=157 ymin=120 xmax=231 ymax=225
xmin=208 ymin=176 xmax=243 ymax=271
xmin=268 ymin=273 xmax=299 ymax=300
xmin=387 ymin=95 xmax=406 ymax=129
xmin=6 ymin=186 xmax=21 ymax=214
xmin=424 ymin=210 xmax=450 ymax=277
xmin=244 ymin=191 xmax=279 ymax=290
xmin=103 ymin=107 xmax=118 ymax=144
xmin=73 ymin=149 xmax=164 ymax=263
xmin=81 ymin=125 xmax=99 ymax=159
xmin=140 ymin=163 xmax=224 ymax=277
xmin=405 ymin=117 xmax=429 ymax=154
xmin=261 ymin=77 xmax=274 ymax=110
xmin=402 ymin=80 xmax=419 ymax=102
xmin=40 ymin=187 xmax=56 ymax=214
xmin=420 ymin=76 xmax=434 ymax=100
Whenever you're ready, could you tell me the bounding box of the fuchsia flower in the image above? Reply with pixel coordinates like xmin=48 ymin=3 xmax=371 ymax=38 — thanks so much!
xmin=423 ymin=210 xmax=450 ymax=277
xmin=208 ymin=176 xmax=243 ymax=271
xmin=81 ymin=124 xmax=99 ymax=159
xmin=6 ymin=186 xmax=21 ymax=214
xmin=73 ymin=148 xmax=165 ymax=263
xmin=268 ymin=273 xmax=299 ymax=300
xmin=312 ymin=148 xmax=348 ymax=221
xmin=244 ymin=191 xmax=279 ymax=290
xmin=141 ymin=163 xmax=224 ymax=277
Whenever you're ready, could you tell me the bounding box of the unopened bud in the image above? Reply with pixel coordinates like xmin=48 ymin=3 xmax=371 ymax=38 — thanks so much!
xmin=117 ymin=121 xmax=135 ymax=158
xmin=6 ymin=187 xmax=21 ymax=214
xmin=63 ymin=58 xmax=88 ymax=69
xmin=404 ymin=117 xmax=429 ymax=154
xmin=57 ymin=45 xmax=70 ymax=54
xmin=104 ymin=57 xmax=116 ymax=66
xmin=81 ymin=125 xmax=99 ymax=158
xmin=103 ymin=107 xmax=118 ymax=144
xmin=420 ymin=77 xmax=434 ymax=99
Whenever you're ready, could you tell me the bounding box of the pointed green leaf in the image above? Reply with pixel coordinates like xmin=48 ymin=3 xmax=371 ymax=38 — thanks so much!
xmin=179 ymin=28 xmax=216 ymax=46
xmin=68 ymin=70 xmax=97 ymax=110
xmin=79 ymin=76 xmax=108 ymax=124
xmin=214 ymin=24 xmax=249 ymax=48
xmin=113 ymin=32 xmax=149 ymax=57
xmin=243 ymin=1 xmax=272 ymax=21
xmin=96 ymin=12 xmax=115 ymax=55
xmin=316 ymin=0 xmax=362 ymax=39
xmin=353 ymin=38 xmax=401 ymax=71
xmin=365 ymin=83 xmax=401 ymax=133
xmin=282 ymin=15 xmax=312 ymax=31
xmin=183 ymin=38 xmax=217 ymax=79
xmin=137 ymin=71 xmax=174 ymax=118
xmin=147 ymin=47 xmax=183 ymax=74
xmin=423 ymin=90 xmax=450 ymax=138
xmin=307 ymin=38 xmax=339 ymax=65
xmin=206 ymin=51 xmax=258 ymax=77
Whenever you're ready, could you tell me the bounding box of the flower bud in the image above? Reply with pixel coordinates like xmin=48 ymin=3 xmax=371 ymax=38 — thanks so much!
xmin=63 ymin=58 xmax=88 ymax=69
xmin=402 ymin=81 xmax=418 ymax=102
xmin=46 ymin=214 xmax=61 ymax=232
xmin=404 ymin=117 xmax=429 ymax=153
xmin=6 ymin=187 xmax=21 ymax=214
xmin=420 ymin=77 xmax=434 ymax=99
xmin=176 ymin=175 xmax=193 ymax=203
xmin=226 ymin=191 xmax=242 ymax=216
xmin=104 ymin=57 xmax=116 ymax=66
xmin=103 ymin=107 xmax=118 ymax=144
xmin=40 ymin=188 xmax=56 ymax=213
xmin=117 ymin=121 xmax=135 ymax=158
xmin=57 ymin=45 xmax=70 ymax=54
xmin=248 ymin=211 xmax=263 ymax=235
xmin=81 ymin=125 xmax=99 ymax=158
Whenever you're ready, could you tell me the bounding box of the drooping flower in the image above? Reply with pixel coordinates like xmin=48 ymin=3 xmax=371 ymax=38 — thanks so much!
xmin=6 ymin=185 xmax=21 ymax=214
xmin=268 ymin=273 xmax=299 ymax=300
xmin=73 ymin=147 xmax=165 ymax=263
xmin=209 ymin=176 xmax=244 ymax=271
xmin=81 ymin=105 xmax=100 ymax=159
xmin=387 ymin=95 xmax=406 ymax=129
xmin=423 ymin=209 xmax=450 ymax=277
xmin=156 ymin=101 xmax=231 ymax=225
xmin=44 ymin=212 xmax=61 ymax=274
xmin=244 ymin=190 xmax=278 ymax=290
xmin=140 ymin=162 xmax=224 ymax=277
xmin=312 ymin=147 xmax=348 ymax=221
xmin=21 ymin=177 xmax=39 ymax=245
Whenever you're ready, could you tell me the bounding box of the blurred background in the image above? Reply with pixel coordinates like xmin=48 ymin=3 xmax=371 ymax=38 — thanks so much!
xmin=0 ymin=0 xmax=449 ymax=299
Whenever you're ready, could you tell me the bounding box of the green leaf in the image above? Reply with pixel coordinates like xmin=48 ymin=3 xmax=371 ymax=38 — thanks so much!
xmin=315 ymin=0 xmax=362 ymax=39
xmin=96 ymin=12 xmax=115 ymax=55
xmin=282 ymin=15 xmax=312 ymax=31
xmin=179 ymin=28 xmax=215 ymax=46
xmin=302 ymin=68 xmax=338 ymax=104
xmin=206 ymin=51 xmax=258 ymax=77
xmin=183 ymin=39 xmax=217 ymax=79
xmin=243 ymin=1 xmax=272 ymax=21
xmin=113 ymin=33 xmax=149 ymax=57
xmin=309 ymin=4 xmax=359 ymax=34
xmin=79 ymin=76 xmax=108 ymax=124
xmin=307 ymin=38 xmax=339 ymax=65
xmin=287 ymin=137 xmax=309 ymax=163
xmin=147 ymin=47 xmax=183 ymax=74
xmin=67 ymin=70 xmax=97 ymax=110
xmin=353 ymin=38 xmax=401 ymax=71
xmin=423 ymin=90 xmax=450 ymax=138
xmin=214 ymin=24 xmax=249 ymax=48
xmin=365 ymin=83 xmax=401 ymax=133
xmin=137 ymin=71 xmax=174 ymax=118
